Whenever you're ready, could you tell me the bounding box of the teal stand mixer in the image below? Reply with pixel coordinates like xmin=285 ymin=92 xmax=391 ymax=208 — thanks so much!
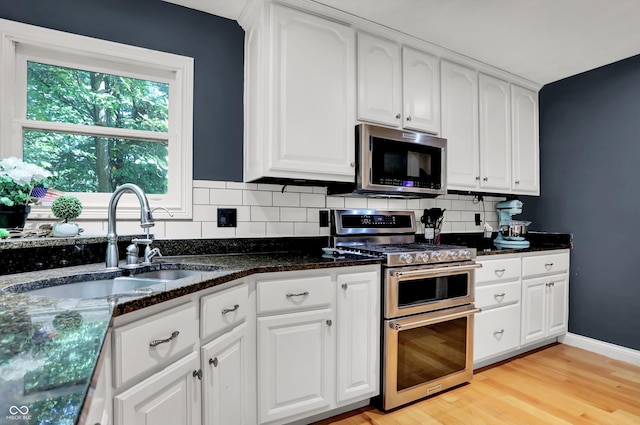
xmin=494 ymin=199 xmax=531 ymax=249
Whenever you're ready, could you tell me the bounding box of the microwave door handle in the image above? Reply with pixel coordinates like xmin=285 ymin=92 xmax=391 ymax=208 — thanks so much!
xmin=392 ymin=263 xmax=482 ymax=280
xmin=390 ymin=307 xmax=481 ymax=331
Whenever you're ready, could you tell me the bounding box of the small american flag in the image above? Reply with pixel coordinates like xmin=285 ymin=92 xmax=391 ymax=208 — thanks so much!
xmin=36 ymin=188 xmax=63 ymax=206
xmin=30 ymin=185 xmax=48 ymax=198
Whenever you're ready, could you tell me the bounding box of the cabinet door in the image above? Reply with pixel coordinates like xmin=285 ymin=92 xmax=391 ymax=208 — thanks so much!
xmin=357 ymin=32 xmax=401 ymax=127
xmin=521 ymin=277 xmax=547 ymax=345
xmin=441 ymin=60 xmax=479 ymax=190
xmin=201 ymin=321 xmax=254 ymax=425
xmin=114 ymin=352 xmax=201 ymax=425
xmin=336 ymin=271 xmax=379 ymax=403
xmin=258 ymin=308 xmax=333 ymax=423
xmin=270 ymin=4 xmax=355 ymax=181
xmin=547 ymin=275 xmax=569 ymax=337
xmin=479 ymin=73 xmax=511 ymax=192
xmin=511 ymin=84 xmax=539 ymax=194
xmin=402 ymin=47 xmax=439 ymax=134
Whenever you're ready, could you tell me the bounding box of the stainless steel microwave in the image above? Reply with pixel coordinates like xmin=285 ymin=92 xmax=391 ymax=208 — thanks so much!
xmin=329 ymin=124 xmax=447 ymax=197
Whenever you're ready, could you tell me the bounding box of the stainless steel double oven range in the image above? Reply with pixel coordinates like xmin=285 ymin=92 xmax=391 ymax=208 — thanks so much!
xmin=330 ymin=209 xmax=481 ymax=410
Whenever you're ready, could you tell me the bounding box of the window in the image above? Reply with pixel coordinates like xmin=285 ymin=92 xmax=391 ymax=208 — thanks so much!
xmin=0 ymin=19 xmax=194 ymax=220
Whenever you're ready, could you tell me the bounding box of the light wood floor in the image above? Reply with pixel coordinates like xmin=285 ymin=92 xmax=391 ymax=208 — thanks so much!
xmin=313 ymin=344 xmax=640 ymax=425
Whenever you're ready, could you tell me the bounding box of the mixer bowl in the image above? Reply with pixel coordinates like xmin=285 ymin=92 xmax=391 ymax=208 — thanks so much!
xmin=499 ymin=220 xmax=531 ymax=238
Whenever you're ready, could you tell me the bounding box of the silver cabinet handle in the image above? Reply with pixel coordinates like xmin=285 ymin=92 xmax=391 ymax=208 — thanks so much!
xmin=483 ymin=177 xmax=488 ymax=181
xmin=149 ymin=330 xmax=179 ymax=347
xmin=326 ymin=319 xmax=332 ymax=327
xmin=494 ymin=292 xmax=506 ymax=300
xmin=406 ymin=115 xmax=412 ymax=121
xmin=222 ymin=304 xmax=239 ymax=315
xmin=494 ymin=268 xmax=506 ymax=276
xmin=545 ymin=262 xmax=554 ymax=269
xmin=395 ymin=113 xmax=401 ymax=119
xmin=545 ymin=282 xmax=555 ymax=287
xmin=475 ymin=176 xmax=480 ymax=181
xmin=493 ymin=329 xmax=505 ymax=336
xmin=515 ymin=180 xmax=520 ymax=185
xmin=341 ymin=283 xmax=348 ymax=290
xmin=193 ymin=369 xmax=202 ymax=380
xmin=350 ymin=162 xmax=355 ymax=167
xmin=286 ymin=291 xmax=309 ymax=298
xmin=209 ymin=357 xmax=218 ymax=367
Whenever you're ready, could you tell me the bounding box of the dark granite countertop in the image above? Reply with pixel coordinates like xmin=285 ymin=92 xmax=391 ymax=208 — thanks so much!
xmin=0 ymin=251 xmax=380 ymax=425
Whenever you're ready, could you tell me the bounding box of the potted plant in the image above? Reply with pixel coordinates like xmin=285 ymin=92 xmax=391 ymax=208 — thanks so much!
xmin=0 ymin=157 xmax=51 ymax=229
xmin=51 ymin=196 xmax=83 ymax=237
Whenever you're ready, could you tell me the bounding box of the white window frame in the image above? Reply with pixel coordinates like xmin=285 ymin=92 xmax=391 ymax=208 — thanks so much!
xmin=0 ymin=18 xmax=193 ymax=220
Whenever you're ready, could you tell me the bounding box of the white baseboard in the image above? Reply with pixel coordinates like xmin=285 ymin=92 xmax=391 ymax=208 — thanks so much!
xmin=560 ymin=333 xmax=640 ymax=366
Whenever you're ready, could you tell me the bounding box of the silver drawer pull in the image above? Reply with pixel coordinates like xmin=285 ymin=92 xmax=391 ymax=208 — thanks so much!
xmin=341 ymin=283 xmax=348 ymax=290
xmin=286 ymin=291 xmax=309 ymax=298
xmin=545 ymin=262 xmax=554 ymax=269
xmin=222 ymin=304 xmax=240 ymax=315
xmin=495 ymin=268 xmax=506 ymax=275
xmin=209 ymin=357 xmax=218 ymax=367
xmin=149 ymin=330 xmax=179 ymax=347
xmin=494 ymin=292 xmax=506 ymax=300
xmin=494 ymin=329 xmax=505 ymax=337
xmin=193 ymin=369 xmax=202 ymax=380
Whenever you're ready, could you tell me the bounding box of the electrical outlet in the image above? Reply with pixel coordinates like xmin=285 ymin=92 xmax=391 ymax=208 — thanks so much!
xmin=475 ymin=213 xmax=481 ymax=226
xmin=217 ymin=208 xmax=237 ymax=227
xmin=319 ymin=210 xmax=329 ymax=227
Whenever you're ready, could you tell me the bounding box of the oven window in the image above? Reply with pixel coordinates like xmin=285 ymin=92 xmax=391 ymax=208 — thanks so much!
xmin=397 ymin=316 xmax=467 ymax=391
xmin=397 ymin=274 xmax=468 ymax=308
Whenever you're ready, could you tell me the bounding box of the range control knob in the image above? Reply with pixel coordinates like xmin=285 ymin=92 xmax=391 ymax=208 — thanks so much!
xmin=415 ymin=252 xmax=430 ymax=263
xmin=431 ymin=251 xmax=442 ymax=262
xmin=459 ymin=249 xmax=471 ymax=259
xmin=399 ymin=253 xmax=414 ymax=264
xmin=447 ymin=250 xmax=459 ymax=261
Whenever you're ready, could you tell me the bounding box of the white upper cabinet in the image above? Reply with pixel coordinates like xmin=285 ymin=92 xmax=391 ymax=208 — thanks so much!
xmin=357 ymin=32 xmax=401 ymax=127
xmin=357 ymin=32 xmax=440 ymax=134
xmin=441 ymin=59 xmax=479 ymax=190
xmin=479 ymin=73 xmax=512 ymax=191
xmin=402 ymin=46 xmax=440 ymax=134
xmin=511 ymin=85 xmax=540 ymax=194
xmin=244 ymin=2 xmax=356 ymax=183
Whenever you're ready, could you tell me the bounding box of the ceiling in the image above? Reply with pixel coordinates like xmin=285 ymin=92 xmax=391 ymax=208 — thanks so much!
xmin=165 ymin=0 xmax=640 ymax=85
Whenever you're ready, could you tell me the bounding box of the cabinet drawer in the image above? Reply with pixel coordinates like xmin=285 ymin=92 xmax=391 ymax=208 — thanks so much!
xmin=522 ymin=252 xmax=569 ymax=277
xmin=474 ymin=303 xmax=521 ymax=361
xmin=475 ymin=281 xmax=520 ymax=310
xmin=201 ymin=282 xmax=249 ymax=340
xmin=257 ymin=275 xmax=333 ymax=314
xmin=113 ymin=302 xmax=198 ymax=388
xmin=476 ymin=257 xmax=521 ymax=284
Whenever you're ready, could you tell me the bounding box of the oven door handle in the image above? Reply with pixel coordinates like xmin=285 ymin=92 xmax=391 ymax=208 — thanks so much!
xmin=392 ymin=263 xmax=482 ymax=280
xmin=389 ymin=307 xmax=481 ymax=331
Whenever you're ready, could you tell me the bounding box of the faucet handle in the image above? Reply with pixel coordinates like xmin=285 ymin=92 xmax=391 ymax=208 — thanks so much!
xmin=131 ymin=238 xmax=153 ymax=245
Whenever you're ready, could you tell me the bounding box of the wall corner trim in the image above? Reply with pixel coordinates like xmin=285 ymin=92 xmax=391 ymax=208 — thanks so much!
xmin=560 ymin=333 xmax=640 ymax=367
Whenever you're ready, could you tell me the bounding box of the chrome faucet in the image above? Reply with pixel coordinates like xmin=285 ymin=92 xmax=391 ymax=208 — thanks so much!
xmin=105 ymin=183 xmax=155 ymax=269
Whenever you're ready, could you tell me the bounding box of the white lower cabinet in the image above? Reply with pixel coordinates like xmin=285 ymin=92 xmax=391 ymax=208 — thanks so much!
xmin=202 ymin=321 xmax=254 ymax=425
xmin=521 ymin=274 xmax=569 ymax=345
xmin=107 ymin=265 xmax=379 ymax=425
xmin=255 ymin=266 xmax=380 ymax=425
xmin=474 ymin=250 xmax=570 ymax=367
xmin=258 ymin=309 xmax=333 ymax=423
xmin=114 ymin=352 xmax=202 ymax=425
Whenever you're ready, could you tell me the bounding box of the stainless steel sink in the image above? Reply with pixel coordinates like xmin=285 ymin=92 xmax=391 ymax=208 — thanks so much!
xmin=5 ymin=265 xmax=219 ymax=299
xmin=131 ymin=269 xmax=204 ymax=280
xmin=23 ymin=277 xmax=159 ymax=299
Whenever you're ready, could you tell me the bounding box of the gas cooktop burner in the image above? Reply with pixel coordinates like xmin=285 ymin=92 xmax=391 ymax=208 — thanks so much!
xmin=330 ymin=209 xmax=476 ymax=266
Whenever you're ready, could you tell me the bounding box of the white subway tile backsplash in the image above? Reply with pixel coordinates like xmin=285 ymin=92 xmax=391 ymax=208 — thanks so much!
xmin=300 ymin=193 xmax=325 ymax=208
xmin=65 ymin=180 xmax=505 ymax=240
xmin=243 ymin=190 xmax=272 ymax=206
xmin=193 ymin=188 xmax=210 ymax=205
xmin=280 ymin=207 xmax=307 ymax=222
xmin=273 ymin=192 xmax=300 ymax=207
xmin=210 ymin=188 xmax=243 ymax=205
xmin=250 ymin=206 xmax=280 ymax=222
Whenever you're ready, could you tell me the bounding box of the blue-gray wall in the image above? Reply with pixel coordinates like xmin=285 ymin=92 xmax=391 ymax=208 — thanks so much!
xmin=0 ymin=0 xmax=244 ymax=181
xmin=523 ymin=55 xmax=640 ymax=351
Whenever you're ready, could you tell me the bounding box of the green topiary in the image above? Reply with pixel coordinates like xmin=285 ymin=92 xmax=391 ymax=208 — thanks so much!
xmin=51 ymin=196 xmax=82 ymax=222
